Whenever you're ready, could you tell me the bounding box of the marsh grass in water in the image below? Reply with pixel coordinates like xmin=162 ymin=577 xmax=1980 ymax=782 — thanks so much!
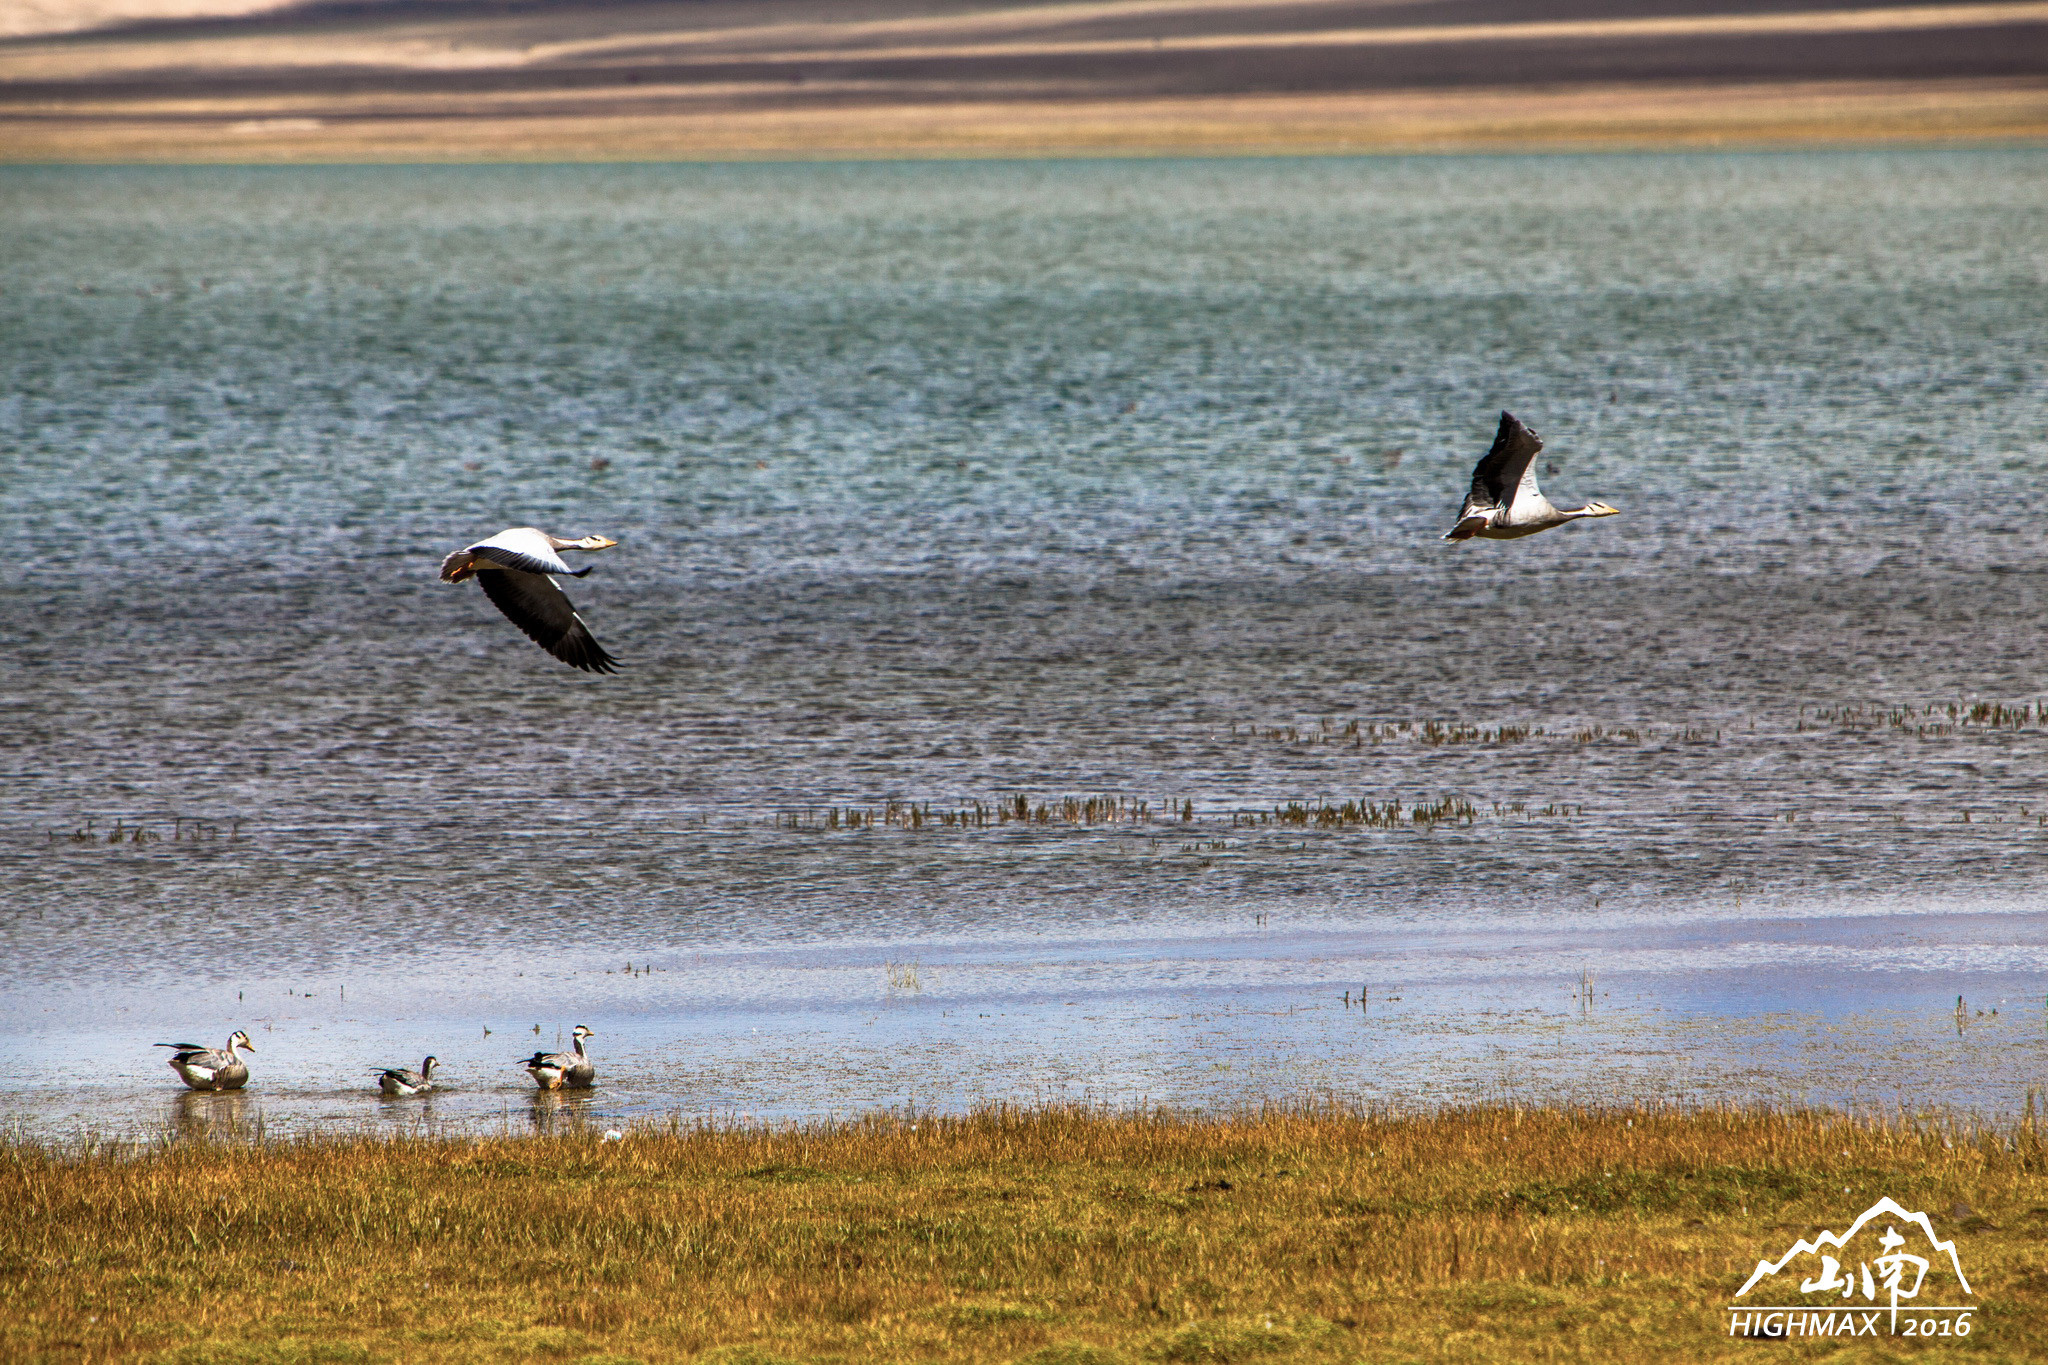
xmin=1227 ymin=697 xmax=2047 ymax=751
xmin=773 ymin=793 xmax=1511 ymax=836
xmin=1247 ymin=796 xmax=1478 ymax=830
xmin=1810 ymin=700 xmax=2048 ymax=734
xmin=48 ymin=817 xmax=241 ymax=847
xmin=778 ymin=796 xmax=1194 ymax=832
xmin=8 ymin=1104 xmax=2048 ymax=1363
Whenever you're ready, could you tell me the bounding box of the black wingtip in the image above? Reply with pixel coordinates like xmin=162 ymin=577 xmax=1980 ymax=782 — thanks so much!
xmin=1492 ymin=410 xmax=1540 ymax=449
xmin=561 ymin=639 xmax=620 ymax=674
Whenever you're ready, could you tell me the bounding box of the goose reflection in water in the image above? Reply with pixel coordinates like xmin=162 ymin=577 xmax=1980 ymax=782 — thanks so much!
xmin=169 ymin=1089 xmax=253 ymax=1143
xmin=527 ymin=1089 xmax=598 ymax=1136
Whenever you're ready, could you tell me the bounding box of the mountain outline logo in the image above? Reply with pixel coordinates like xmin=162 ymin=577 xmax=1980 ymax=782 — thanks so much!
xmin=1726 ymin=1196 xmax=1974 ymax=1340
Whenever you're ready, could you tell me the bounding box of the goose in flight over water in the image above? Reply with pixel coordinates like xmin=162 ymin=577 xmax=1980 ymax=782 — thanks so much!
xmin=157 ymin=1031 xmax=254 ymax=1091
xmin=441 ymin=529 xmax=620 ymax=673
xmin=1443 ymin=412 xmax=1617 ymax=541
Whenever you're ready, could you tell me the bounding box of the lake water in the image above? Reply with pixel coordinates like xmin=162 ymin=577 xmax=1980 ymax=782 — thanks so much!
xmin=3 ymin=151 xmax=2046 ymax=1142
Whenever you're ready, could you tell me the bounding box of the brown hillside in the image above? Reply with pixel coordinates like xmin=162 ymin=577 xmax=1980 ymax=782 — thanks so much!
xmin=3 ymin=0 xmax=2043 ymax=160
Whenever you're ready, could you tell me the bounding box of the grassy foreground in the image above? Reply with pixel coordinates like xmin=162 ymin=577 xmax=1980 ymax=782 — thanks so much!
xmin=6 ymin=1104 xmax=2048 ymax=1364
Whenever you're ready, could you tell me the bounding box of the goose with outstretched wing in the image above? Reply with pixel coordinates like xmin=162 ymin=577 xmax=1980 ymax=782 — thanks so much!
xmin=441 ymin=528 xmax=620 ymax=673
xmin=1443 ymin=412 xmax=1617 ymax=541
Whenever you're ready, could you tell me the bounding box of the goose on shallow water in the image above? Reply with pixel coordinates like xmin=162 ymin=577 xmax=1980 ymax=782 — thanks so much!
xmin=523 ymin=1025 xmax=596 ymax=1090
xmin=1442 ymin=412 xmax=1618 ymax=542
xmin=440 ymin=528 xmax=620 ymax=673
xmin=374 ymin=1055 xmax=438 ymax=1096
xmin=157 ymin=1031 xmax=254 ymax=1091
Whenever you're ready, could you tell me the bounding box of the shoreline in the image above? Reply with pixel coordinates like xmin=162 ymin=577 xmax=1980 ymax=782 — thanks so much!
xmin=5 ymin=80 xmax=2047 ymax=162
xmin=17 ymin=1090 xmax=2048 ymax=1154
xmin=4 ymin=0 xmax=2044 ymax=163
xmin=10 ymin=915 xmax=2046 ymax=1146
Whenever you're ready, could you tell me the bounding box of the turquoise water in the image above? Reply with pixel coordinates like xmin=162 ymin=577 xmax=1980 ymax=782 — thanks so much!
xmin=2 ymin=151 xmax=2045 ymax=1138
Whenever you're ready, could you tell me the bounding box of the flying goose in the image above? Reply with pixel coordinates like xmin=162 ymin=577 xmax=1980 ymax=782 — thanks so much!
xmin=374 ymin=1055 xmax=438 ymax=1096
xmin=1443 ymin=412 xmax=1617 ymax=541
xmin=523 ymin=1025 xmax=596 ymax=1090
xmin=441 ymin=529 xmax=620 ymax=673
xmin=157 ymin=1031 xmax=254 ymax=1091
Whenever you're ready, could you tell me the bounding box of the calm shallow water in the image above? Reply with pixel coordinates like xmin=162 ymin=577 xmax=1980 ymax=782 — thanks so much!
xmin=2 ymin=151 xmax=2045 ymax=1139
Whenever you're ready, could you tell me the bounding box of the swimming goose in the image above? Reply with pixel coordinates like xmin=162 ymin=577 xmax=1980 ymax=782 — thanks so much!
xmin=523 ymin=1025 xmax=596 ymax=1090
xmin=374 ymin=1055 xmax=438 ymax=1096
xmin=440 ymin=529 xmax=620 ymax=673
xmin=157 ymin=1031 xmax=254 ymax=1091
xmin=1443 ymin=412 xmax=1617 ymax=541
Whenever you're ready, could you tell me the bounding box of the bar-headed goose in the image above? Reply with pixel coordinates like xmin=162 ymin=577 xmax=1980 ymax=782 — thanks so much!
xmin=1443 ymin=412 xmax=1617 ymax=541
xmin=441 ymin=528 xmax=620 ymax=673
xmin=157 ymin=1031 xmax=254 ymax=1091
xmin=523 ymin=1025 xmax=596 ymax=1090
xmin=374 ymin=1055 xmax=438 ymax=1096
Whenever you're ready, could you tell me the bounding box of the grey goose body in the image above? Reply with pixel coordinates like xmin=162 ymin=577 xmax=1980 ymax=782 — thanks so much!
xmin=157 ymin=1030 xmax=254 ymax=1091
xmin=523 ymin=1025 xmax=596 ymax=1090
xmin=375 ymin=1055 xmax=438 ymax=1096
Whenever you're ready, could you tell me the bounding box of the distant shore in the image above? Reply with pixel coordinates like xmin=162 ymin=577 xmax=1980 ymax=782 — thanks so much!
xmin=4 ymin=81 xmax=2046 ymax=162
xmin=3 ymin=0 xmax=2044 ymax=161
xmin=7 ymin=1103 xmax=2041 ymax=1361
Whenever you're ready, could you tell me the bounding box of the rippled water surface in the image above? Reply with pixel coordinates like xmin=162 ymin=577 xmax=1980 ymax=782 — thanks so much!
xmin=3 ymin=152 xmax=2046 ymax=1139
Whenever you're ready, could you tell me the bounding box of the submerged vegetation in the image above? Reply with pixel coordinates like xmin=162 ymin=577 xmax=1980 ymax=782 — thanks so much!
xmin=1228 ymin=719 xmax=1546 ymax=747
xmin=779 ymin=796 xmax=1193 ymax=831
xmin=1809 ymin=699 xmax=2048 ymax=736
xmin=48 ymin=696 xmax=2047 ymax=852
xmin=1228 ymin=697 xmax=2046 ymax=752
xmin=775 ymin=793 xmax=1581 ymax=836
xmin=7 ymin=1103 xmax=2048 ymax=1363
xmin=1246 ymin=795 xmax=1479 ymax=829
xmin=49 ymin=817 xmax=241 ymax=846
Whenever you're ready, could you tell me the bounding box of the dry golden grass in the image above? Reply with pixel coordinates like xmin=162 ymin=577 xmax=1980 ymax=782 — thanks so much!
xmin=6 ymin=1103 xmax=2048 ymax=1362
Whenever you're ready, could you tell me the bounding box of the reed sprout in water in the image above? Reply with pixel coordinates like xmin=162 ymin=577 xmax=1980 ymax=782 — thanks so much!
xmin=1808 ymin=698 xmax=2047 ymax=736
xmin=778 ymin=795 xmax=1194 ymax=831
xmin=48 ymin=816 xmax=241 ymax=846
xmin=1240 ymin=795 xmax=1479 ymax=829
xmin=1226 ymin=718 xmax=1545 ymax=747
xmin=1226 ymin=696 xmax=2044 ymax=751
xmin=768 ymin=793 xmax=1614 ymax=837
